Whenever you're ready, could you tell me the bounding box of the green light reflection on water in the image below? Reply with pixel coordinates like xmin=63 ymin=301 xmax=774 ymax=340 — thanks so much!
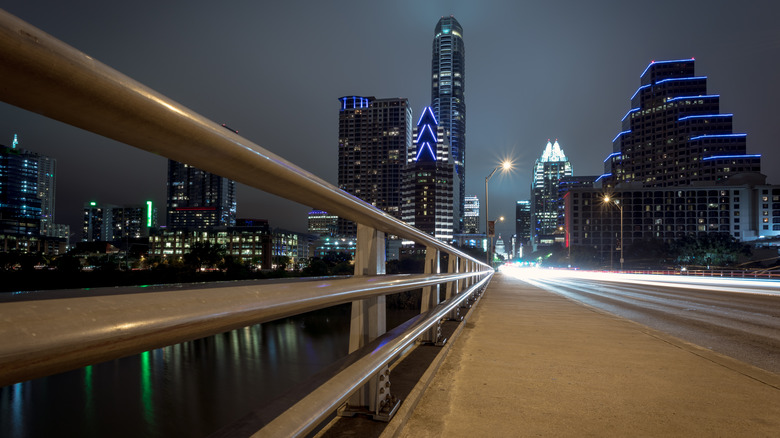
xmin=140 ymin=351 xmax=156 ymax=432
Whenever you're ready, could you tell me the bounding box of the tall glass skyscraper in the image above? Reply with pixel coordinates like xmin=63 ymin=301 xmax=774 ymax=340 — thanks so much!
xmin=432 ymin=16 xmax=466 ymax=232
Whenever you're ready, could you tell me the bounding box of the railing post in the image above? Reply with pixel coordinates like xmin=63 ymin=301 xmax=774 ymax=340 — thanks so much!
xmin=420 ymin=246 xmax=444 ymax=344
xmin=339 ymin=224 xmax=399 ymax=421
xmin=446 ymin=255 xmax=462 ymax=321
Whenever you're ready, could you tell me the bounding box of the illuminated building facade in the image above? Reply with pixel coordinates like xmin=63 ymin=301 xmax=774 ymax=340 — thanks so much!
xmin=563 ymin=59 xmax=776 ymax=264
xmin=82 ymin=201 xmax=156 ymax=242
xmin=307 ymin=209 xmax=338 ymax=237
xmin=531 ymin=140 xmax=572 ymax=248
xmin=337 ymin=96 xmax=412 ymax=236
xmin=166 ymin=160 xmax=236 ymax=230
xmin=402 ymin=106 xmax=458 ymax=242
xmin=464 ymin=195 xmax=480 ymax=233
xmin=0 ymin=135 xmax=66 ymax=254
xmin=432 ymin=16 xmax=466 ymax=231
xmin=603 ymin=58 xmax=760 ymax=187
xmin=149 ymin=218 xmax=272 ymax=269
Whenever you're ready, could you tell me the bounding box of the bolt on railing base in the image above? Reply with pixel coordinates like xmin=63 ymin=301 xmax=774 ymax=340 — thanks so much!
xmin=419 ymin=319 xmax=447 ymax=346
xmin=337 ymin=365 xmax=401 ymax=422
xmin=447 ymin=306 xmax=463 ymax=322
xmin=337 ymin=396 xmax=401 ymax=422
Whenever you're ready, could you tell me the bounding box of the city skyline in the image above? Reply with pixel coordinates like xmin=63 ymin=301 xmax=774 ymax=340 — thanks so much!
xmin=1 ymin=1 xmax=779 ymax=240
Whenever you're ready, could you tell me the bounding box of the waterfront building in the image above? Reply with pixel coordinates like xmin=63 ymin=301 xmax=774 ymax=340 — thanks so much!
xmin=148 ymin=218 xmax=272 ymax=269
xmin=0 ymin=135 xmax=66 ymax=254
xmin=432 ymin=15 xmax=466 ymax=231
xmin=82 ymin=201 xmax=156 ymax=242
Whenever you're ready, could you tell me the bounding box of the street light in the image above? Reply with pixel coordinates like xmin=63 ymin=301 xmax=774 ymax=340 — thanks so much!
xmin=485 ymin=160 xmax=512 ymax=265
xmin=604 ymin=195 xmax=624 ymax=271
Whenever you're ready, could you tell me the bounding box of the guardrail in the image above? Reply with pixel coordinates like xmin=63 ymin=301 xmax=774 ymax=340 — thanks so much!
xmin=0 ymin=8 xmax=493 ymax=435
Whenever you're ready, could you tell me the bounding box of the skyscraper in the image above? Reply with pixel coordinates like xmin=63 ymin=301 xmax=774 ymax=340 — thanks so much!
xmin=1 ymin=135 xmax=42 ymax=238
xmin=337 ymin=96 xmax=412 ymax=236
xmin=515 ymin=200 xmax=531 ymax=252
xmin=402 ymin=106 xmax=458 ymax=241
xmin=605 ymin=58 xmax=760 ymax=187
xmin=432 ymin=16 xmax=466 ymax=232
xmin=166 ymin=160 xmax=236 ymax=229
xmin=531 ymin=140 xmax=572 ymax=247
xmin=1 ymin=135 xmax=67 ymax=253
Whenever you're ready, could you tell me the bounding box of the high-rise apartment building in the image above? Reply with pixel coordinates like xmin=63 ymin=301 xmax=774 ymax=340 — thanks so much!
xmin=166 ymin=160 xmax=236 ymax=229
xmin=604 ymin=58 xmax=760 ymax=187
xmin=432 ymin=16 xmax=466 ymax=232
xmin=531 ymin=140 xmax=572 ymax=247
xmin=402 ymin=106 xmax=458 ymax=242
xmin=463 ymin=195 xmax=480 ymax=233
xmin=83 ymin=201 xmax=156 ymax=242
xmin=337 ymin=96 xmax=412 ymax=236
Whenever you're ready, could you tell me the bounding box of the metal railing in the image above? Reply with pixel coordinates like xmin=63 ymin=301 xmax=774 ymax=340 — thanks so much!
xmin=0 ymin=9 xmax=493 ymax=436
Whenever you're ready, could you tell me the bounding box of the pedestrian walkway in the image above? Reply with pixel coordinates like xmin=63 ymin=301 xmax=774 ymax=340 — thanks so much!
xmin=395 ymin=273 xmax=780 ymax=437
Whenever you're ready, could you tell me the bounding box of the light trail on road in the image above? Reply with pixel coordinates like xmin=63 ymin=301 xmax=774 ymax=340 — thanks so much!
xmin=501 ymin=266 xmax=780 ymax=374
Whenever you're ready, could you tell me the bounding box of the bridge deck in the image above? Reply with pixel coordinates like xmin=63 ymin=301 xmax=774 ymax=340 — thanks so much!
xmin=388 ymin=272 xmax=780 ymax=437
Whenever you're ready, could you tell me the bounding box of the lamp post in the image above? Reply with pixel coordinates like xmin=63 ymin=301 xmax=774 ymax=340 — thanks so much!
xmin=604 ymin=196 xmax=624 ymax=271
xmin=485 ymin=161 xmax=512 ymax=265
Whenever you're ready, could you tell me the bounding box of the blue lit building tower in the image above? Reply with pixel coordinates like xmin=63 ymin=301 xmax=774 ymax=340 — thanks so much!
xmin=604 ymin=58 xmax=760 ymax=187
xmin=402 ymin=107 xmax=458 ymax=242
xmin=432 ymin=16 xmax=466 ymax=232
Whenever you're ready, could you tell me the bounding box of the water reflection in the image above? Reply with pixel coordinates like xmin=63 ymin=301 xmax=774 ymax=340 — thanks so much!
xmin=0 ymin=305 xmax=355 ymax=438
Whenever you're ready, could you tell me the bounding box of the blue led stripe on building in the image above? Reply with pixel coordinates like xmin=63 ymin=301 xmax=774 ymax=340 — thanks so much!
xmin=678 ymin=114 xmax=733 ymax=121
xmin=690 ymin=134 xmax=747 ymax=141
xmin=702 ymin=154 xmax=761 ymax=161
xmin=612 ymin=131 xmax=631 ymax=143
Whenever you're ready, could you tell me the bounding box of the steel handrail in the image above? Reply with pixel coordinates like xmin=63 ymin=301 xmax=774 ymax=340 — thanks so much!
xmin=0 ymin=10 xmax=489 ymax=267
xmin=255 ymin=274 xmax=492 ymax=437
xmin=0 ymin=271 xmax=486 ymax=387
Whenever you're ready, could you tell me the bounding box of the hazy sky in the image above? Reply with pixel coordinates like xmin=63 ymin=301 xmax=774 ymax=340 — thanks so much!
xmin=2 ymin=1 xmax=779 ymax=240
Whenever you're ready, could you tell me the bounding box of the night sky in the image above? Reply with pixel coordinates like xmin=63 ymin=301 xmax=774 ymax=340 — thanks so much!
xmin=1 ymin=1 xmax=779 ymax=241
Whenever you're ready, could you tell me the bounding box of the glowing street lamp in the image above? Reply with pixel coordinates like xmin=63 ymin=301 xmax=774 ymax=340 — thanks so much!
xmin=485 ymin=160 xmax=512 ymax=265
xmin=604 ymin=195 xmax=624 ymax=271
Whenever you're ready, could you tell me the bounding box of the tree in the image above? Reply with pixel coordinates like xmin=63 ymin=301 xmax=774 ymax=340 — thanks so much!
xmin=670 ymin=233 xmax=751 ymax=268
xmin=183 ymin=242 xmax=225 ymax=271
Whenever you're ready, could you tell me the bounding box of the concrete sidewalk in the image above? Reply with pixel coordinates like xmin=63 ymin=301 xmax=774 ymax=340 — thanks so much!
xmin=397 ymin=273 xmax=780 ymax=437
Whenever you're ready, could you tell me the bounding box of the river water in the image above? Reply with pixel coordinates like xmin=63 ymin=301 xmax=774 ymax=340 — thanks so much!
xmin=1 ymin=300 xmax=415 ymax=437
